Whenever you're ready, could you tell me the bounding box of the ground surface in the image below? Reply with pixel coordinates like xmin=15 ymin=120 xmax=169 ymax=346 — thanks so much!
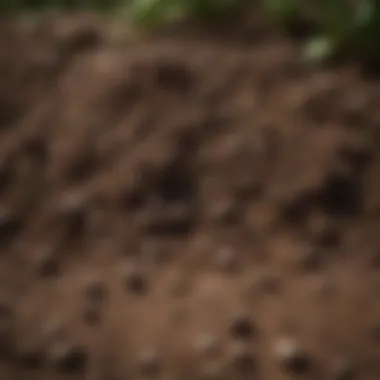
xmin=1 ymin=12 xmax=380 ymax=380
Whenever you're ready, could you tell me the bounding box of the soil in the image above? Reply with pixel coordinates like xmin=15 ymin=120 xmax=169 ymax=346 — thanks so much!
xmin=1 ymin=11 xmax=380 ymax=380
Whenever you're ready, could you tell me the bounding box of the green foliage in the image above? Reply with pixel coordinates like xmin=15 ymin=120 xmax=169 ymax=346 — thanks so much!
xmin=264 ymin=0 xmax=380 ymax=64
xmin=1 ymin=0 xmax=380 ymax=65
xmin=127 ymin=0 xmax=245 ymax=29
xmin=126 ymin=0 xmax=380 ymax=64
xmin=312 ymin=0 xmax=380 ymax=63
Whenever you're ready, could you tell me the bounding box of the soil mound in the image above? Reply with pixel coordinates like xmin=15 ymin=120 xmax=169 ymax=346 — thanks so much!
xmin=0 ymin=14 xmax=380 ymax=380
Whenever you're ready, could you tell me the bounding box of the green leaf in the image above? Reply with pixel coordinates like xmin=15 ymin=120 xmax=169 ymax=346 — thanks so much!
xmin=303 ymin=36 xmax=336 ymax=63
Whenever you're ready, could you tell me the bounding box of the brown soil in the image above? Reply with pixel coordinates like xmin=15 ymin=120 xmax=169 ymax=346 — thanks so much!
xmin=1 ymin=12 xmax=380 ymax=380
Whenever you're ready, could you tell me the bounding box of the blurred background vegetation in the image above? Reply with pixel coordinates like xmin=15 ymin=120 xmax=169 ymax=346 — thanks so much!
xmin=1 ymin=0 xmax=380 ymax=66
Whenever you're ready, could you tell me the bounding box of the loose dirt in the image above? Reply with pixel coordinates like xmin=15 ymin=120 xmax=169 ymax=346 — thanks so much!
xmin=1 ymin=12 xmax=380 ymax=380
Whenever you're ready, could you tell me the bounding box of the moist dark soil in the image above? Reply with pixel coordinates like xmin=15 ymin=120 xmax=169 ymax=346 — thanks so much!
xmin=1 ymin=11 xmax=380 ymax=380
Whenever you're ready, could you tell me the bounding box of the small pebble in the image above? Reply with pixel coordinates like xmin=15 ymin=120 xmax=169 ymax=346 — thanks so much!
xmin=194 ymin=333 xmax=219 ymax=357
xmin=215 ymin=246 xmax=238 ymax=272
xmin=138 ymin=348 xmax=160 ymax=376
xmin=229 ymin=312 xmax=256 ymax=341
xmin=274 ymin=337 xmax=313 ymax=375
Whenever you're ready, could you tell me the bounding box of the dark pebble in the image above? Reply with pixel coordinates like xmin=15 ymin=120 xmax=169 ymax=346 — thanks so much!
xmin=229 ymin=313 xmax=256 ymax=341
xmin=372 ymin=324 xmax=380 ymax=342
xmin=82 ymin=306 xmax=102 ymax=326
xmin=274 ymin=337 xmax=313 ymax=375
xmin=332 ymin=359 xmax=357 ymax=380
xmin=235 ymin=178 xmax=262 ymax=201
xmin=285 ymin=353 xmax=312 ymax=374
xmin=231 ymin=345 xmax=256 ymax=374
xmin=282 ymin=194 xmax=314 ymax=225
xmin=36 ymin=248 xmax=60 ymax=278
xmin=17 ymin=347 xmax=46 ymax=369
xmin=298 ymin=247 xmax=324 ymax=271
xmin=338 ymin=139 xmax=373 ymax=169
xmin=0 ymin=302 xmax=13 ymax=326
xmin=58 ymin=193 xmax=89 ymax=238
xmin=316 ymin=223 xmax=340 ymax=248
xmin=331 ymin=358 xmax=356 ymax=380
xmin=24 ymin=138 xmax=47 ymax=165
xmin=66 ymin=207 xmax=87 ymax=237
xmin=83 ymin=278 xmax=107 ymax=304
xmin=124 ymin=268 xmax=148 ymax=296
xmin=50 ymin=343 xmax=88 ymax=374
xmin=0 ymin=302 xmax=14 ymax=357
xmin=0 ymin=211 xmax=21 ymax=246
xmin=141 ymin=203 xmax=193 ymax=236
xmin=154 ymin=60 xmax=193 ymax=92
